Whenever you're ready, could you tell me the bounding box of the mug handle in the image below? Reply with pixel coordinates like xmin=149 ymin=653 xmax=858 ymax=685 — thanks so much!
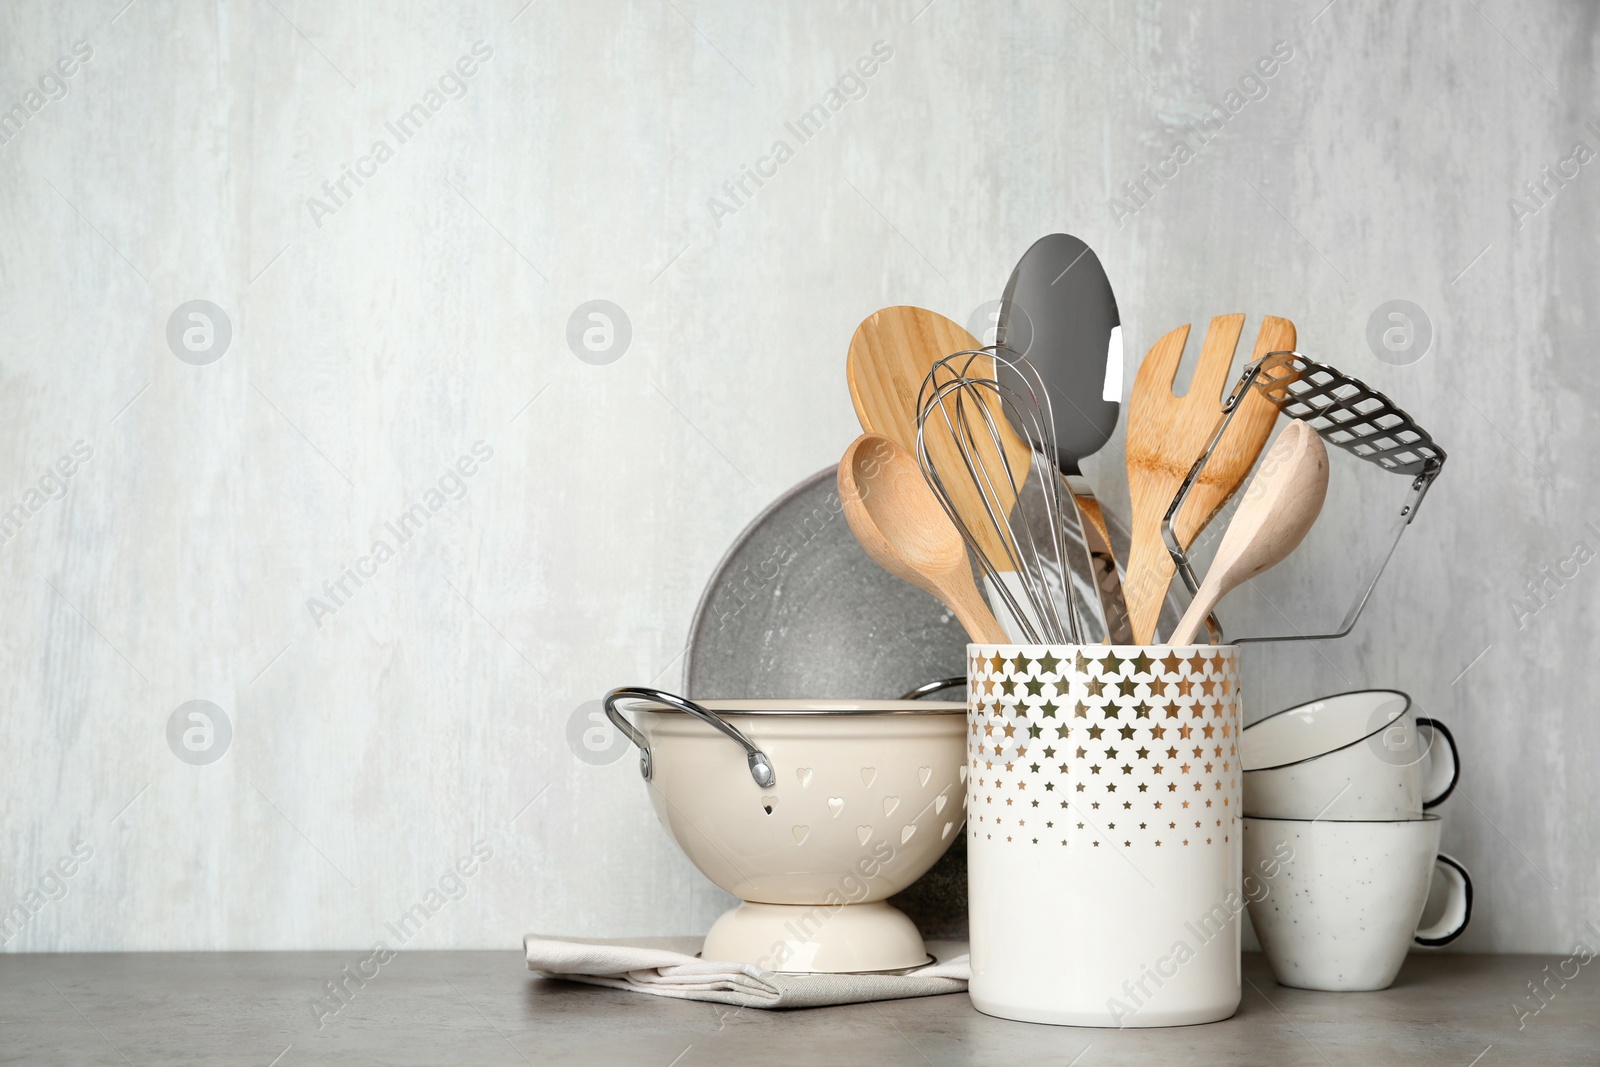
xmin=1416 ymin=717 xmax=1459 ymax=809
xmin=1415 ymin=853 xmax=1473 ymax=946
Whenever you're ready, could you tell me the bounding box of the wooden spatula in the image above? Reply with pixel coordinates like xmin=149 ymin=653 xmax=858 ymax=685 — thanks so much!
xmin=846 ymin=306 xmax=1032 ymax=578
xmin=1123 ymin=314 xmax=1295 ymax=643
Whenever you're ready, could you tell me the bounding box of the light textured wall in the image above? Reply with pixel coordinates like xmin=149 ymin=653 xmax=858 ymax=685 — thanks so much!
xmin=0 ymin=0 xmax=1593 ymax=953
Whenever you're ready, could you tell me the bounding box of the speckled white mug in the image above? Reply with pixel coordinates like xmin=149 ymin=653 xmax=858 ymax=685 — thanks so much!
xmin=1243 ymin=814 xmax=1472 ymax=991
xmin=1242 ymin=690 xmax=1457 ymax=820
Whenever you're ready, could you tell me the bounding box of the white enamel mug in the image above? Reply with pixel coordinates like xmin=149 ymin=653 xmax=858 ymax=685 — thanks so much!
xmin=1243 ymin=814 xmax=1472 ymax=991
xmin=1242 ymin=690 xmax=1458 ymax=819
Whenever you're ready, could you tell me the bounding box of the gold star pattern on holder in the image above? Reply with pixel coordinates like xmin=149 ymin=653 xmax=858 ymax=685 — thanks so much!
xmin=969 ymin=647 xmax=1241 ymax=848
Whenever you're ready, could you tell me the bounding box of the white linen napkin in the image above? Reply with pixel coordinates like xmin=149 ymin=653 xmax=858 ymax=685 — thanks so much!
xmin=525 ymin=935 xmax=969 ymax=1009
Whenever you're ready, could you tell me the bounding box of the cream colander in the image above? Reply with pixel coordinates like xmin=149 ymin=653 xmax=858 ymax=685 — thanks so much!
xmin=604 ymin=686 xmax=968 ymax=974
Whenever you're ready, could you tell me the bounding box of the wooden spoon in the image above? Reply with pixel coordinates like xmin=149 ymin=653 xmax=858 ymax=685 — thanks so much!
xmin=1167 ymin=420 xmax=1329 ymax=645
xmin=846 ymin=307 xmax=1031 ymax=574
xmin=1123 ymin=314 xmax=1295 ymax=642
xmin=838 ymin=433 xmax=1009 ymax=645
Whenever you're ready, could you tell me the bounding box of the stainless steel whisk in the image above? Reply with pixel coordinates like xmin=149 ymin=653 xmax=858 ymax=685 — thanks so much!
xmin=914 ymin=348 xmax=1090 ymax=645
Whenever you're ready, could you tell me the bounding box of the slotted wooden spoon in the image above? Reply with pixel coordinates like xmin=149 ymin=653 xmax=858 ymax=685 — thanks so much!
xmin=1123 ymin=314 xmax=1295 ymax=643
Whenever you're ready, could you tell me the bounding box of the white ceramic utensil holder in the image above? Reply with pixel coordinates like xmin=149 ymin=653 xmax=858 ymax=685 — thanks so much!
xmin=967 ymin=644 xmax=1244 ymax=1027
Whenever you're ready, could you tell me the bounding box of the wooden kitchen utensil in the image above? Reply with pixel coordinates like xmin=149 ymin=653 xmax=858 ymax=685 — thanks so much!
xmin=1167 ymin=420 xmax=1329 ymax=644
xmin=838 ymin=433 xmax=1010 ymax=645
xmin=1123 ymin=314 xmax=1295 ymax=643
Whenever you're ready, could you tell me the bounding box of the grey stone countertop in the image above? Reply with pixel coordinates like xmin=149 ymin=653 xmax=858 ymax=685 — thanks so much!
xmin=3 ymin=951 xmax=1594 ymax=1065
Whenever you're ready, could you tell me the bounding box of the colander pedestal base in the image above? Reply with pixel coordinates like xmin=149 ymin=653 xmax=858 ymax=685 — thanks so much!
xmin=703 ymin=900 xmax=929 ymax=974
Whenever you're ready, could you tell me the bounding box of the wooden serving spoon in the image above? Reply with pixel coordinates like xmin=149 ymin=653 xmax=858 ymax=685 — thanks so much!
xmin=838 ymin=433 xmax=1009 ymax=645
xmin=1123 ymin=314 xmax=1296 ymax=643
xmin=1167 ymin=420 xmax=1329 ymax=645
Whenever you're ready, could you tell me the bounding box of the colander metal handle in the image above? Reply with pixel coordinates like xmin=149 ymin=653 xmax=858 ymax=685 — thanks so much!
xmin=899 ymin=677 xmax=965 ymax=700
xmin=603 ymin=686 xmax=777 ymax=789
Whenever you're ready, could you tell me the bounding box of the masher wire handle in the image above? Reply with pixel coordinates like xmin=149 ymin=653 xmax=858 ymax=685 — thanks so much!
xmin=1234 ymin=473 xmax=1434 ymax=645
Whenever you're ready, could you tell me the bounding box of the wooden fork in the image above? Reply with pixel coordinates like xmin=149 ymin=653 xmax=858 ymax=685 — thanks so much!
xmin=1122 ymin=314 xmax=1295 ymax=643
